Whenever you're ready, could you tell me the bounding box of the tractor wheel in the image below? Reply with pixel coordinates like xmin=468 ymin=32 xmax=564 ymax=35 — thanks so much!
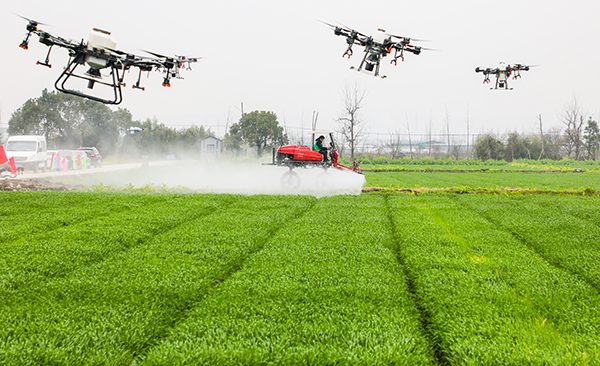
xmin=281 ymin=171 xmax=301 ymax=190
xmin=315 ymin=172 xmax=332 ymax=189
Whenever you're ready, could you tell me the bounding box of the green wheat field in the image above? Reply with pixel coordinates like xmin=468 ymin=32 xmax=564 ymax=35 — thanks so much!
xmin=1 ymin=168 xmax=600 ymax=365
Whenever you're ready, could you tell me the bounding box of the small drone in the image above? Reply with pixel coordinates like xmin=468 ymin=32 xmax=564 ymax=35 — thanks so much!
xmin=18 ymin=15 xmax=200 ymax=104
xmin=321 ymin=21 xmax=431 ymax=78
xmin=123 ymin=127 xmax=145 ymax=134
xmin=475 ymin=62 xmax=533 ymax=90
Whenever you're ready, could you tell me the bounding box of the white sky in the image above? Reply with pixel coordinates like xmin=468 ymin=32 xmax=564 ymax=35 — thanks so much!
xmin=1 ymin=0 xmax=599 ymax=142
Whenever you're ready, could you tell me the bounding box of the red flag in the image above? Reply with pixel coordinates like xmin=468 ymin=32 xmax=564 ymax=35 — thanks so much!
xmin=0 ymin=145 xmax=8 ymax=165
xmin=50 ymin=152 xmax=55 ymax=170
xmin=8 ymin=157 xmax=17 ymax=174
xmin=76 ymin=153 xmax=81 ymax=167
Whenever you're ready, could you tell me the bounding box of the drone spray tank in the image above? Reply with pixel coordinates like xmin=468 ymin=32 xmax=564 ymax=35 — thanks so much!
xmin=85 ymin=28 xmax=116 ymax=89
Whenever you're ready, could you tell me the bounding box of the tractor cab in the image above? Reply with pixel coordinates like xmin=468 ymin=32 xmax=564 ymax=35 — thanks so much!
xmin=274 ymin=131 xmax=338 ymax=167
xmin=263 ymin=130 xmax=362 ymax=189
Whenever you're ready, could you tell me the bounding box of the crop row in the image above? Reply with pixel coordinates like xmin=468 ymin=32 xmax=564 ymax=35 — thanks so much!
xmin=456 ymin=195 xmax=600 ymax=291
xmin=0 ymin=192 xmax=171 ymax=243
xmin=387 ymin=194 xmax=600 ymax=364
xmin=1 ymin=192 xmax=600 ymax=364
xmin=142 ymin=195 xmax=436 ymax=365
xmin=0 ymin=194 xmax=234 ymax=298
xmin=0 ymin=195 xmax=314 ymax=364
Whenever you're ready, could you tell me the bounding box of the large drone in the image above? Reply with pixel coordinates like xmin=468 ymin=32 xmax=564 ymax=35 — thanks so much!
xmin=18 ymin=16 xmax=200 ymax=104
xmin=475 ymin=62 xmax=533 ymax=90
xmin=321 ymin=21 xmax=430 ymax=78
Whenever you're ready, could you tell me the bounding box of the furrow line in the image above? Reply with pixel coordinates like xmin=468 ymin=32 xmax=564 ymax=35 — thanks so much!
xmin=1 ymin=193 xmax=172 ymax=245
xmin=130 ymin=199 xmax=317 ymax=364
xmin=1 ymin=195 xmax=238 ymax=296
xmin=383 ymin=195 xmax=448 ymax=366
xmin=452 ymin=196 xmax=600 ymax=295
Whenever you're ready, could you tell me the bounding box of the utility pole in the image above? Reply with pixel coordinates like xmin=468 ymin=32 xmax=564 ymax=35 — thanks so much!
xmin=466 ymin=107 xmax=471 ymax=160
xmin=538 ymin=114 xmax=546 ymax=159
xmin=311 ymin=111 xmax=318 ymax=131
xmin=445 ymin=107 xmax=451 ymax=158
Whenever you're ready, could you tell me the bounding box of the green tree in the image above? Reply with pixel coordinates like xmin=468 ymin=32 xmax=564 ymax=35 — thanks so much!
xmin=227 ymin=111 xmax=287 ymax=157
xmin=474 ymin=134 xmax=505 ymax=161
xmin=583 ymin=118 xmax=599 ymax=160
xmin=8 ymin=89 xmax=66 ymax=141
xmin=8 ymin=90 xmax=125 ymax=154
xmin=223 ymin=123 xmax=243 ymax=156
xmin=504 ymin=132 xmax=541 ymax=161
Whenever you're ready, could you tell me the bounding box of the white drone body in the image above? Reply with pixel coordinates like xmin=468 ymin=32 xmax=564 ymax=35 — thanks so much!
xmin=86 ymin=28 xmax=116 ymax=70
xmin=497 ymin=62 xmax=508 ymax=82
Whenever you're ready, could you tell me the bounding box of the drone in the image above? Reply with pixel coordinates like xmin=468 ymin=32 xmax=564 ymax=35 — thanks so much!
xmin=321 ymin=21 xmax=431 ymax=78
xmin=123 ymin=127 xmax=145 ymax=134
xmin=18 ymin=15 xmax=200 ymax=105
xmin=475 ymin=62 xmax=533 ymax=90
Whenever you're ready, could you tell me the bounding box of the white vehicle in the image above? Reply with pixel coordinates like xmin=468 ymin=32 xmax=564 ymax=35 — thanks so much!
xmin=5 ymin=135 xmax=47 ymax=173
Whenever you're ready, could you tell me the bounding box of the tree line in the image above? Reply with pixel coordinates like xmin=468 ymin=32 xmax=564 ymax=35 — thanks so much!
xmin=7 ymin=90 xmax=214 ymax=159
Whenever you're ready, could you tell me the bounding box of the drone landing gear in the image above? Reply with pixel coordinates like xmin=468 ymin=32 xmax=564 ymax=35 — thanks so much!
xmin=55 ymin=57 xmax=123 ymax=105
xmin=350 ymin=66 xmax=386 ymax=79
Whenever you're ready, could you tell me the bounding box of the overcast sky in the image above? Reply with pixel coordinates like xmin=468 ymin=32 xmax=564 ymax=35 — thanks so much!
xmin=1 ymin=0 xmax=599 ymax=142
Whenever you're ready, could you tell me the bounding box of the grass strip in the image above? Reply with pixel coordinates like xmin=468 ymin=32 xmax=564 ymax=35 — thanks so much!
xmin=365 ymin=171 xmax=600 ymax=190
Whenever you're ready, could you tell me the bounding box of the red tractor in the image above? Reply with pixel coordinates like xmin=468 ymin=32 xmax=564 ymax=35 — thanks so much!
xmin=264 ymin=131 xmax=363 ymax=189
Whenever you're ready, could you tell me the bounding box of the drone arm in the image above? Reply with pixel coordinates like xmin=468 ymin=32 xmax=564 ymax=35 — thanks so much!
xmin=36 ymin=45 xmax=53 ymax=68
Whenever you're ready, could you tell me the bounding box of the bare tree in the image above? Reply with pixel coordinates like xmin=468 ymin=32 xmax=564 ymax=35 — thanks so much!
xmin=561 ymin=97 xmax=587 ymax=160
xmin=546 ymin=126 xmax=564 ymax=160
xmin=449 ymin=142 xmax=462 ymax=160
xmin=405 ymin=113 xmax=413 ymax=159
xmin=337 ymin=81 xmax=367 ymax=160
xmin=385 ymin=131 xmax=403 ymax=159
xmin=427 ymin=110 xmax=433 ymax=157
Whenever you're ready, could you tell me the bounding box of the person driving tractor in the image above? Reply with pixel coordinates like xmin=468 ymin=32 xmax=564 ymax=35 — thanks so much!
xmin=314 ymin=135 xmax=329 ymax=162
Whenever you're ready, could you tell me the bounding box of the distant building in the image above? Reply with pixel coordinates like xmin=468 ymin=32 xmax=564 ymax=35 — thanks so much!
xmin=0 ymin=127 xmax=7 ymax=144
xmin=200 ymin=136 xmax=222 ymax=160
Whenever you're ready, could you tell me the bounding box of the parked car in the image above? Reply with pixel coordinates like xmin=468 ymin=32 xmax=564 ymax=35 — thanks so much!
xmin=78 ymin=147 xmax=102 ymax=167
xmin=5 ymin=135 xmax=47 ymax=173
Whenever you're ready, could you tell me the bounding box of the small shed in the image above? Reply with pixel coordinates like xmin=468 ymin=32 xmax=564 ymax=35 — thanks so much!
xmin=200 ymin=136 xmax=222 ymax=160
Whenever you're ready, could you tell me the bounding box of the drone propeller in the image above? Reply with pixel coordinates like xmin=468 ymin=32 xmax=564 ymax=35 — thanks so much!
xmin=336 ymin=22 xmax=367 ymax=37
xmin=142 ymin=49 xmax=171 ymax=59
xmin=15 ymin=14 xmax=49 ymax=27
xmin=320 ymin=20 xmax=368 ymax=38
xmin=386 ymin=34 xmax=430 ymax=42
xmin=415 ymin=46 xmax=439 ymax=51
xmin=317 ymin=20 xmax=338 ymax=29
xmin=513 ymin=63 xmax=537 ymax=70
